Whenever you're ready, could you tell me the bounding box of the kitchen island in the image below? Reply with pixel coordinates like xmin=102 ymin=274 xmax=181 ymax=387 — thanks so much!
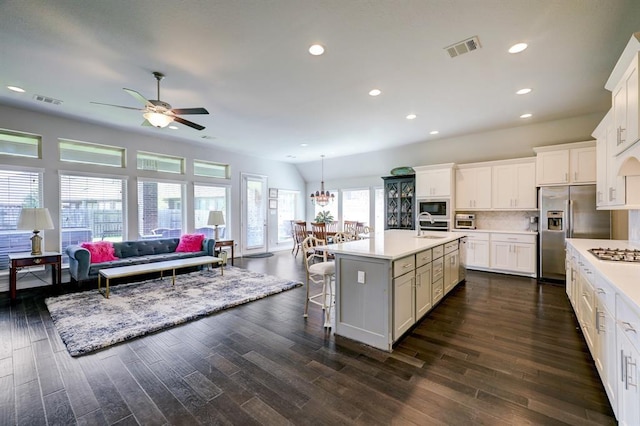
xmin=328 ymin=229 xmax=466 ymax=351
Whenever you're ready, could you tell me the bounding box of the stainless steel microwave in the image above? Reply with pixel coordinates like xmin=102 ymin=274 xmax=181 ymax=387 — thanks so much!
xmin=418 ymin=199 xmax=450 ymax=219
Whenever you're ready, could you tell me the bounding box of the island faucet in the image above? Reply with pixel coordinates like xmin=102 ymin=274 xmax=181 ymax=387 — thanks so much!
xmin=416 ymin=212 xmax=435 ymax=236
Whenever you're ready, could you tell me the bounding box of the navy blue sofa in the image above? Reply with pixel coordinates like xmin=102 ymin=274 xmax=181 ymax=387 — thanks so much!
xmin=66 ymin=237 xmax=216 ymax=283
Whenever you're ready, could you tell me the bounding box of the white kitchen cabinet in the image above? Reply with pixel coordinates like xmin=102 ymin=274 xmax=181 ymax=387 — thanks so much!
xmin=578 ymin=262 xmax=596 ymax=352
xmin=393 ymin=270 xmax=415 ymax=340
xmin=415 ymin=263 xmax=432 ymax=319
xmin=414 ymin=164 xmax=454 ymax=198
xmin=491 ymin=159 xmax=536 ymax=210
xmin=432 ymin=252 xmax=444 ymax=304
xmin=489 ymin=233 xmax=536 ymax=277
xmin=612 ymin=52 xmax=639 ymax=155
xmin=534 ymin=141 xmax=597 ymax=186
xmin=443 ymin=240 xmax=459 ymax=294
xmin=393 ymin=255 xmax=415 ymax=340
xmin=593 ymin=110 xmax=626 ymax=207
xmin=594 ymin=274 xmax=618 ymax=417
xmin=616 ymin=294 xmax=640 ymax=426
xmin=465 ymin=232 xmax=490 ymax=269
xmin=455 ymin=166 xmax=492 ymax=209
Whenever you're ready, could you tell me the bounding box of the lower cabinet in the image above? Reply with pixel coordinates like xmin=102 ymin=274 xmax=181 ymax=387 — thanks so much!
xmin=415 ymin=263 xmax=433 ymax=319
xmin=444 ymin=240 xmax=459 ymax=294
xmin=566 ymin=243 xmax=640 ymax=423
xmin=489 ymin=233 xmax=536 ymax=277
xmin=466 ymin=233 xmax=490 ymax=269
xmin=392 ymin=240 xmax=462 ymax=342
xmin=617 ymin=295 xmax=640 ymax=425
xmin=393 ymin=270 xmax=415 ymax=340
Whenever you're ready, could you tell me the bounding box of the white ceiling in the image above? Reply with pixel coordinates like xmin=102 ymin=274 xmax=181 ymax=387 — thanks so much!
xmin=0 ymin=1 xmax=639 ymax=163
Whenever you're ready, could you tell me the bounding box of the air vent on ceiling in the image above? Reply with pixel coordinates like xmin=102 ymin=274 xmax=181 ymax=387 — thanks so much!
xmin=33 ymin=94 xmax=63 ymax=105
xmin=445 ymin=36 xmax=482 ymax=58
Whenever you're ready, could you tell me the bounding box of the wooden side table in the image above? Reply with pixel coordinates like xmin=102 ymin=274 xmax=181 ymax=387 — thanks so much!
xmin=8 ymin=252 xmax=62 ymax=301
xmin=215 ymin=240 xmax=234 ymax=266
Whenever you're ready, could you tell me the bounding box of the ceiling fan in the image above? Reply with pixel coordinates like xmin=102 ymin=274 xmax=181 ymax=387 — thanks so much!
xmin=91 ymin=71 xmax=209 ymax=130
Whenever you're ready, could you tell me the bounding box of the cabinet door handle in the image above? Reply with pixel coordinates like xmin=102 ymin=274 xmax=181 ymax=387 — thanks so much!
xmin=622 ymin=349 xmax=627 ymax=383
xmin=574 ymin=172 xmax=578 ymax=181
xmin=622 ymin=322 xmax=637 ymax=333
xmin=564 ymin=172 xmax=568 ymax=182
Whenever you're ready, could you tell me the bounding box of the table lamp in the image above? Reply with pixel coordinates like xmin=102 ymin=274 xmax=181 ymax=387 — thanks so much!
xmin=207 ymin=210 xmax=225 ymax=240
xmin=17 ymin=208 xmax=54 ymax=255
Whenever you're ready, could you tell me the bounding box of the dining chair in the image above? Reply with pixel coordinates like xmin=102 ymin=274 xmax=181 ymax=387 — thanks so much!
xmin=311 ymin=222 xmax=328 ymax=242
xmin=333 ymin=231 xmax=355 ymax=243
xmin=343 ymin=220 xmax=358 ymax=236
xmin=302 ymin=236 xmax=335 ymax=328
xmin=292 ymin=221 xmax=308 ymax=257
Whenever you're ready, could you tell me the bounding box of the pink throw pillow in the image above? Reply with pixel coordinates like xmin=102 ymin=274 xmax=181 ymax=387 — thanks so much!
xmin=176 ymin=233 xmax=205 ymax=253
xmin=81 ymin=241 xmax=118 ymax=263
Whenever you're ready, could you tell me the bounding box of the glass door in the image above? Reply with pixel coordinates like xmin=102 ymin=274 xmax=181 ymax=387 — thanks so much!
xmin=241 ymin=173 xmax=268 ymax=256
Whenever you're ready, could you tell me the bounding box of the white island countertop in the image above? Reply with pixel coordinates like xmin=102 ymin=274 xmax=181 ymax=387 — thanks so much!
xmin=328 ymin=229 xmax=462 ymax=260
xmin=567 ymin=238 xmax=640 ymax=307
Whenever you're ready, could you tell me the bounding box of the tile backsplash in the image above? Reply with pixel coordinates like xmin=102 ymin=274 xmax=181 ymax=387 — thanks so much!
xmin=630 ymin=210 xmax=640 ymax=243
xmin=459 ymin=211 xmax=539 ymax=232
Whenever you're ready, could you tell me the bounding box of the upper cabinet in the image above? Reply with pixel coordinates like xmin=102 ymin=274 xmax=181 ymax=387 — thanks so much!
xmin=414 ymin=164 xmax=454 ymax=198
xmin=611 ymin=52 xmax=639 ymax=155
xmin=382 ymin=175 xmax=415 ymax=230
xmin=455 ymin=166 xmax=491 ymax=209
xmin=593 ymin=110 xmax=626 ymax=207
xmin=492 ymin=159 xmax=536 ymax=210
xmin=534 ymin=141 xmax=597 ymax=186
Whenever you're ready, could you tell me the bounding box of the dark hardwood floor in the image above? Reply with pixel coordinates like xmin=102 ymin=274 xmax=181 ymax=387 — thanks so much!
xmin=0 ymin=251 xmax=616 ymax=425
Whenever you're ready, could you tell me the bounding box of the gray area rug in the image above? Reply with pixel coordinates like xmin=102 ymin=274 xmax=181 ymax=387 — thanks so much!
xmin=45 ymin=266 xmax=301 ymax=356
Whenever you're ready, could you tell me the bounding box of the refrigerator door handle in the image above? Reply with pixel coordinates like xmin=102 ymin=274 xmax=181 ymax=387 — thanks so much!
xmin=566 ymin=200 xmax=572 ymax=239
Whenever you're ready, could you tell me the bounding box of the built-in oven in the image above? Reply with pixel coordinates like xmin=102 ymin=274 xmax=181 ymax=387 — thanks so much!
xmin=418 ymin=219 xmax=450 ymax=232
xmin=417 ymin=199 xmax=450 ymax=220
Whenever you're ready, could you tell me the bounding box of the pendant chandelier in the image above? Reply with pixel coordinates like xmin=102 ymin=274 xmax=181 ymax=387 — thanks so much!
xmin=310 ymin=155 xmax=335 ymax=207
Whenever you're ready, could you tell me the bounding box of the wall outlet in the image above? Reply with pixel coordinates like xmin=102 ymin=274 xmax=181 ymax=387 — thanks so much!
xmin=357 ymin=270 xmax=365 ymax=284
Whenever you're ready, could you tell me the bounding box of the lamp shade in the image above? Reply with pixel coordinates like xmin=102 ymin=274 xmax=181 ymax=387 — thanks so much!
xmin=143 ymin=112 xmax=174 ymax=128
xmin=17 ymin=208 xmax=54 ymax=231
xmin=207 ymin=211 xmax=225 ymax=226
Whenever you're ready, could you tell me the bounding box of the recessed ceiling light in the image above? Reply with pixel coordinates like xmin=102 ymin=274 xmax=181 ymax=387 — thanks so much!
xmin=168 ymin=125 xmax=179 ymax=130
xmin=369 ymin=89 xmax=381 ymax=97
xmin=300 ymin=143 xmax=308 ymax=147
xmin=7 ymin=85 xmax=25 ymax=93
xmin=406 ymin=114 xmax=417 ymax=120
xmin=308 ymin=44 xmax=325 ymax=56
xmin=520 ymin=113 xmax=533 ymax=119
xmin=430 ymin=130 xmax=439 ymax=135
xmin=508 ymin=43 xmax=528 ymax=54
xmin=516 ymin=88 xmax=532 ymax=95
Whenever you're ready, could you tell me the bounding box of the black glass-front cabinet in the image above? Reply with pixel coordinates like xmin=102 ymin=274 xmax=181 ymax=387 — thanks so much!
xmin=382 ymin=175 xmax=415 ymax=230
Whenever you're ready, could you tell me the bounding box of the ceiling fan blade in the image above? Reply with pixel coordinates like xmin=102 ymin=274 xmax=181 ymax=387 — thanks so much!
xmin=123 ymin=88 xmax=153 ymax=108
xmin=173 ymin=116 xmax=205 ymax=131
xmin=171 ymin=107 xmax=209 ymax=115
xmin=90 ymin=101 xmax=143 ymax=111
xmin=141 ymin=119 xmax=153 ymax=127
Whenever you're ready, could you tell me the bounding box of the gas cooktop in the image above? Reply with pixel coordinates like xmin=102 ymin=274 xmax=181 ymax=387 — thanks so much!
xmin=588 ymin=248 xmax=640 ymax=263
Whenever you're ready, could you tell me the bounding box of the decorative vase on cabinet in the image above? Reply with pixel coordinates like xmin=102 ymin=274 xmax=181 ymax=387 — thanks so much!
xmin=382 ymin=175 xmax=415 ymax=230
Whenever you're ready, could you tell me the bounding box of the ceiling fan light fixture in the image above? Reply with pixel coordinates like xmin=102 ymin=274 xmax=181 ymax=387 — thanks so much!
xmin=144 ymin=112 xmax=173 ymax=128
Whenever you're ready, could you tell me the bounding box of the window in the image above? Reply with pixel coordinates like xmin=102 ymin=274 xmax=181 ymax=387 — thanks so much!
xmin=194 ymin=160 xmax=229 ymax=179
xmin=59 ymin=139 xmax=125 ymax=167
xmin=138 ymin=180 xmax=185 ymax=238
xmin=60 ymin=174 xmax=127 ymax=263
xmin=277 ymin=190 xmax=299 ymax=243
xmin=0 ymin=168 xmax=43 ymax=270
xmin=194 ymin=184 xmax=230 ymax=239
xmin=0 ymin=129 xmax=41 ymax=159
xmin=374 ymin=187 xmax=384 ymax=232
xmin=342 ymin=188 xmax=370 ymax=225
xmin=137 ymin=151 xmax=184 ymax=174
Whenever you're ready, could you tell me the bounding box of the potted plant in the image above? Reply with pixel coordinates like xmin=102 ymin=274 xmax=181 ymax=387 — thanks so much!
xmin=314 ymin=210 xmax=334 ymax=223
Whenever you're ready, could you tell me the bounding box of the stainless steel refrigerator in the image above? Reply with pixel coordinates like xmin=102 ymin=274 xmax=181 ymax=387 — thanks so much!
xmin=539 ymin=185 xmax=611 ymax=281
